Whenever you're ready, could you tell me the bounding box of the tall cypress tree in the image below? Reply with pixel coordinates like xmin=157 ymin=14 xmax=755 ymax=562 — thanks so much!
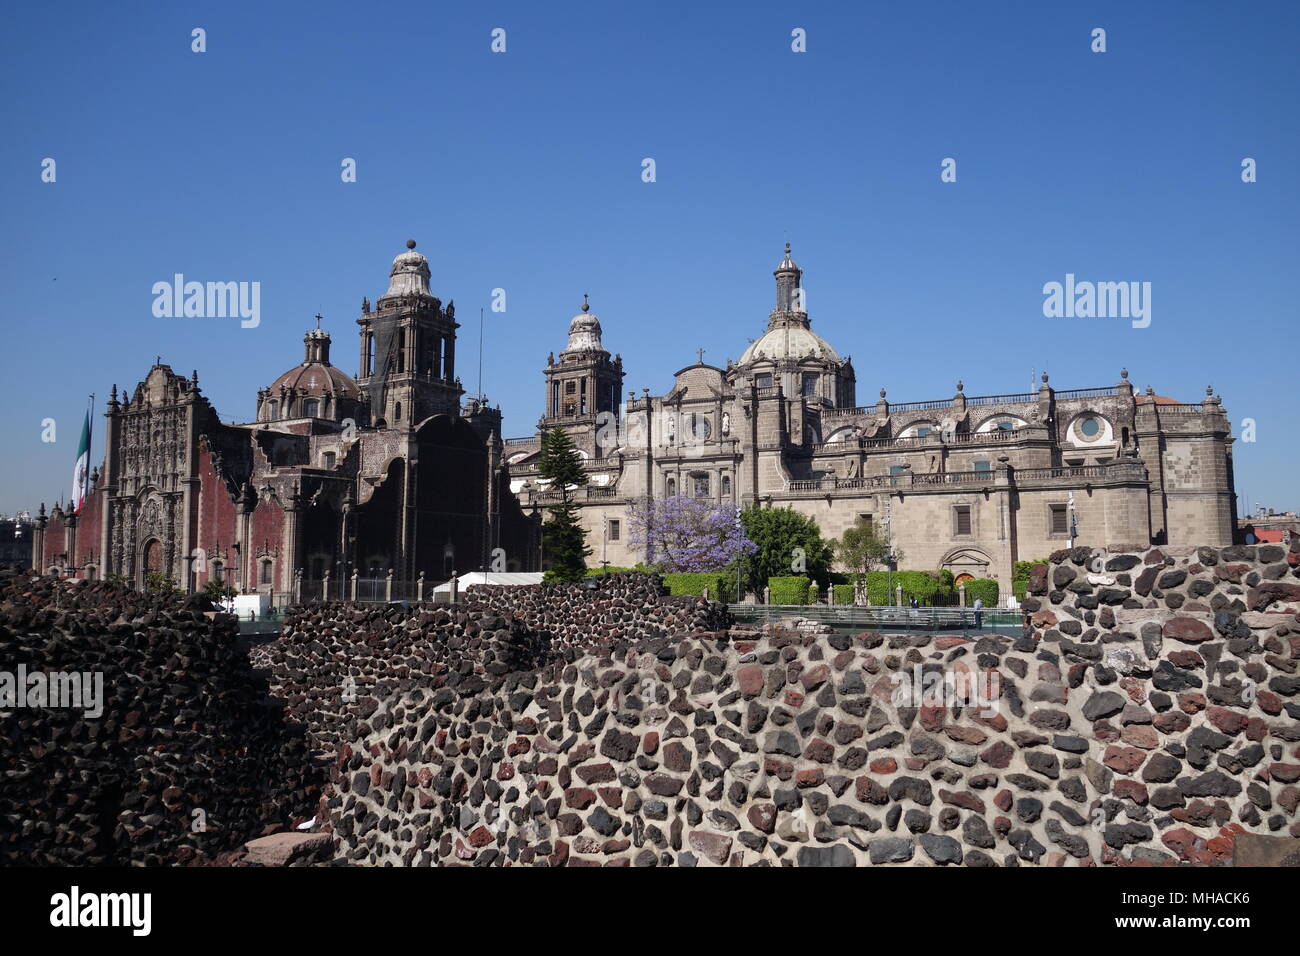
xmin=537 ymin=428 xmax=591 ymax=582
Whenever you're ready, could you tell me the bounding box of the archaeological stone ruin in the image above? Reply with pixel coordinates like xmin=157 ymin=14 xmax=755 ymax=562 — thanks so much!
xmin=2 ymin=542 xmax=1299 ymax=866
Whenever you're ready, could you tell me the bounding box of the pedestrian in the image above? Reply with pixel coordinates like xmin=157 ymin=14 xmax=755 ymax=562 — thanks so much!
xmin=973 ymin=596 xmax=984 ymax=630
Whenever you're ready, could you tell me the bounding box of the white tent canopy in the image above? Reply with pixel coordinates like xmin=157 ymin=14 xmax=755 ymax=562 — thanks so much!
xmin=430 ymin=571 xmax=543 ymax=599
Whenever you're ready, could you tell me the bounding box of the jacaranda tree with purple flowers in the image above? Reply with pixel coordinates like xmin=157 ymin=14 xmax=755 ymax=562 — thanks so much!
xmin=626 ymin=495 xmax=756 ymax=572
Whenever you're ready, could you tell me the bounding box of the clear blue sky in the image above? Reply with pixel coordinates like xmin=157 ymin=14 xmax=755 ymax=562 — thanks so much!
xmin=2 ymin=1 xmax=1296 ymax=516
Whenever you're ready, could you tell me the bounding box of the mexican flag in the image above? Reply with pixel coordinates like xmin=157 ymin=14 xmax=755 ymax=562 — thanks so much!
xmin=71 ymin=410 xmax=91 ymax=512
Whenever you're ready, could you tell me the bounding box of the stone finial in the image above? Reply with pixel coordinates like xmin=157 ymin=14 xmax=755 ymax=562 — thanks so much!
xmin=581 ymin=293 xmax=590 ymax=313
xmin=879 ymin=387 xmax=887 ymax=399
xmin=406 ymin=239 xmax=417 ymax=250
xmin=1206 ymin=384 xmax=1214 ymax=396
xmin=1041 ymin=372 xmax=1049 ymax=384
xmin=956 ymin=380 xmax=964 ymax=393
xmin=1120 ymin=367 xmax=1129 ymax=380
xmin=1146 ymin=384 xmax=1154 ymax=395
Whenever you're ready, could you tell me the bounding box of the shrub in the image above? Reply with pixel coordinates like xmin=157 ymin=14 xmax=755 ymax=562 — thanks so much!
xmin=862 ymin=570 xmax=956 ymax=606
xmin=661 ymin=572 xmax=735 ymax=602
xmin=767 ymin=575 xmax=814 ymax=605
xmin=963 ymin=578 xmax=999 ymax=607
xmin=1012 ymin=558 xmax=1047 ymax=602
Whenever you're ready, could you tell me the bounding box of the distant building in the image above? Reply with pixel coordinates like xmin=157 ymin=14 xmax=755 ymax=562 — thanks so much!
xmin=505 ymin=245 xmax=1240 ymax=590
xmin=34 ymin=242 xmax=539 ymax=599
xmin=0 ymin=513 xmax=34 ymax=566
xmin=1239 ymin=511 xmax=1299 ymax=545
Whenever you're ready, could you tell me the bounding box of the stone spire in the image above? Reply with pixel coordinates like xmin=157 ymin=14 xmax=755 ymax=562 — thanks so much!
xmin=770 ymin=242 xmax=809 ymax=330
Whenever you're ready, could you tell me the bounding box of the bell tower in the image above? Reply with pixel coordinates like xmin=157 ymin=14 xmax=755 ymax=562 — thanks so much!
xmin=355 ymin=240 xmax=464 ymax=430
xmin=541 ymin=295 xmax=624 ymax=457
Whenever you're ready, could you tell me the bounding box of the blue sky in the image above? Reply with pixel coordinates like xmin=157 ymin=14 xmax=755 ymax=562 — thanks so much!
xmin=2 ymin=0 xmax=1297 ymax=515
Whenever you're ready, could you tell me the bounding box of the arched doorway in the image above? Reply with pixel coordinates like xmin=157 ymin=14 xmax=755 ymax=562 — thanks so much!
xmin=141 ymin=538 xmax=163 ymax=582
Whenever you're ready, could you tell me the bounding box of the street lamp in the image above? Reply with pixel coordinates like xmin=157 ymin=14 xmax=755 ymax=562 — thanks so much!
xmin=1067 ymin=491 xmax=1078 ymax=548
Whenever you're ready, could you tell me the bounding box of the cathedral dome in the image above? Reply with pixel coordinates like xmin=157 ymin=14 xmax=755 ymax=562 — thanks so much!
xmin=379 ymin=239 xmax=434 ymax=301
xmin=738 ymin=324 xmax=842 ymax=365
xmin=260 ymin=320 xmax=361 ymax=421
xmin=267 ymin=362 xmax=360 ymax=400
xmin=559 ymin=295 xmax=607 ymax=356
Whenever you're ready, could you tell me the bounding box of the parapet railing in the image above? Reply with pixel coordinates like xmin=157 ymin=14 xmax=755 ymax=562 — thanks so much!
xmin=786 ymin=459 xmax=1146 ymax=493
xmin=729 ymin=603 xmax=1023 ymax=632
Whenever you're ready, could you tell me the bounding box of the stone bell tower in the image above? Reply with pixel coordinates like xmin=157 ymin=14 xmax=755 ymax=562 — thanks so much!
xmin=355 ymin=240 xmax=464 ymax=430
xmin=541 ymin=295 xmax=624 ymax=458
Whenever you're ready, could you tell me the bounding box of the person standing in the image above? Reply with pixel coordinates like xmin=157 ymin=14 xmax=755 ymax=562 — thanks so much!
xmin=973 ymin=596 xmax=984 ymax=630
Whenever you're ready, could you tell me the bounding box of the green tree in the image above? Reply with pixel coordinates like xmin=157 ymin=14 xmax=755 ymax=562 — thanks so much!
xmin=739 ymin=506 xmax=832 ymax=595
xmin=143 ymin=571 xmax=180 ymax=595
xmin=830 ymin=517 xmax=897 ymax=582
xmin=537 ymin=428 xmax=591 ymax=582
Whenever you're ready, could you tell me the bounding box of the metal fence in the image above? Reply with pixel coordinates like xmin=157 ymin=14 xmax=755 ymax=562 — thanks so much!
xmin=728 ymin=603 xmax=1024 ymax=634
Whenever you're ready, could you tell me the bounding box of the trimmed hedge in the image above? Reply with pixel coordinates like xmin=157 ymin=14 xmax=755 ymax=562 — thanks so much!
xmin=962 ymin=578 xmax=999 ymax=607
xmin=661 ymin=572 xmax=735 ymax=603
xmin=767 ymin=575 xmax=815 ymax=605
xmin=861 ymin=570 xmax=957 ymax=606
xmin=832 ymin=583 xmax=855 ymax=605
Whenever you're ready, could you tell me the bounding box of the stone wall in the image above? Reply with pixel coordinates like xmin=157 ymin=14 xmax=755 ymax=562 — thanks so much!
xmin=0 ymin=571 xmax=323 ymax=865
xmin=314 ymin=545 xmax=1298 ymax=866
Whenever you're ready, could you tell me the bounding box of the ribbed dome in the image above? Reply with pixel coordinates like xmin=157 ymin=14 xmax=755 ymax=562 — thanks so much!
xmin=738 ymin=325 xmax=842 ymax=365
xmin=268 ymin=362 xmax=360 ymax=400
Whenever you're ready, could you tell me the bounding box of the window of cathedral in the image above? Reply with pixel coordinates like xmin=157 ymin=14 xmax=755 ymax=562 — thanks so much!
xmin=802 ymin=373 xmax=819 ymax=398
xmin=212 ymin=562 xmax=224 ymax=583
xmin=974 ymin=460 xmax=991 ymax=473
xmin=889 ymin=465 xmax=906 ymax=476
xmin=755 ymin=373 xmax=773 ymax=389
xmin=693 ymin=473 xmax=710 ymax=498
xmin=323 ymin=451 xmax=336 ymax=469
xmin=1049 ymin=503 xmax=1069 ymax=536
xmin=303 ymin=399 xmax=320 ymax=418
xmin=395 ymin=402 xmax=402 ymax=422
xmin=916 ymin=426 xmax=932 ymax=439
xmin=609 ymin=519 xmax=620 ymax=541
xmin=721 ymin=474 xmax=731 ymax=497
xmin=666 ymin=478 xmax=676 ymax=496
xmin=1080 ymin=416 xmax=1101 ymax=438
xmin=267 ymin=400 xmax=279 ymax=420
xmin=260 ymin=560 xmax=272 ymax=585
xmin=954 ymin=505 xmax=972 ymax=536
xmin=996 ymin=420 xmax=1015 ymax=432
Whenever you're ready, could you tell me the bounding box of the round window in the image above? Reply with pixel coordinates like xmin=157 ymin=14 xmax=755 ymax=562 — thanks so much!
xmin=1080 ymin=416 xmax=1101 ymax=438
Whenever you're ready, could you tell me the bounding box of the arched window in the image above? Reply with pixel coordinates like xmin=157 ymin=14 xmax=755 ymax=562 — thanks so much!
xmin=303 ymin=398 xmax=320 ymax=418
xmin=666 ymin=477 xmax=676 ymax=496
xmin=721 ymin=474 xmax=731 ymax=497
xmin=394 ymin=402 xmax=402 ymax=422
xmin=259 ymin=560 xmax=273 ymax=586
xmin=266 ymin=400 xmax=279 ymax=420
xmin=322 ymin=451 xmax=336 ymax=469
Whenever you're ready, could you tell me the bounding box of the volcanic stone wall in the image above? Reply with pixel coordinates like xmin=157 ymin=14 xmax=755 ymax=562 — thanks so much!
xmin=251 ymin=573 xmax=729 ymax=760
xmin=319 ymin=546 xmax=1299 ymax=866
xmin=0 ymin=571 xmax=323 ymax=865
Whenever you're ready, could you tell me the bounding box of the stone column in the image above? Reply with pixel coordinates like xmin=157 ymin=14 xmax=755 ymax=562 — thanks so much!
xmin=385 ymin=569 xmax=394 ymax=602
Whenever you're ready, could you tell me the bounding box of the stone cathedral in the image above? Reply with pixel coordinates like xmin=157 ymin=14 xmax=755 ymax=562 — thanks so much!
xmin=32 ymin=240 xmax=1239 ymax=599
xmin=505 ymin=244 xmax=1238 ymax=592
xmin=33 ymin=242 xmax=539 ymax=599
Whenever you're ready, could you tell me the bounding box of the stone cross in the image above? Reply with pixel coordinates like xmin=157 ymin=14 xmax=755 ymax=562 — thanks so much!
xmin=696 ymin=348 xmax=705 ymax=364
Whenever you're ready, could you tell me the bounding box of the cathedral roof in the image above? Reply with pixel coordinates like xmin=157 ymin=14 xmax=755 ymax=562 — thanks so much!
xmin=266 ymin=320 xmax=360 ymax=400
xmin=379 ymin=239 xmax=434 ymax=302
xmin=738 ymin=324 xmax=843 ymax=365
xmin=559 ymin=295 xmax=607 ymax=356
xmin=268 ymin=362 xmax=360 ymax=399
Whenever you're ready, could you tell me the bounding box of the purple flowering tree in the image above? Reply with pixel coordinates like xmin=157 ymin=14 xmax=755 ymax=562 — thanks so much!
xmin=626 ymin=495 xmax=756 ymax=572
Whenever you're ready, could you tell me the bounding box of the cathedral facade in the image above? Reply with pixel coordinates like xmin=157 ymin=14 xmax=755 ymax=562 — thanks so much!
xmin=505 ymin=245 xmax=1239 ymax=594
xmin=33 ymin=242 xmax=538 ymax=600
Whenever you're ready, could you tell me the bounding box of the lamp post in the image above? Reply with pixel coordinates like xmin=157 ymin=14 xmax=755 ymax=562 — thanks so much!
xmin=1067 ymin=491 xmax=1078 ymax=549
